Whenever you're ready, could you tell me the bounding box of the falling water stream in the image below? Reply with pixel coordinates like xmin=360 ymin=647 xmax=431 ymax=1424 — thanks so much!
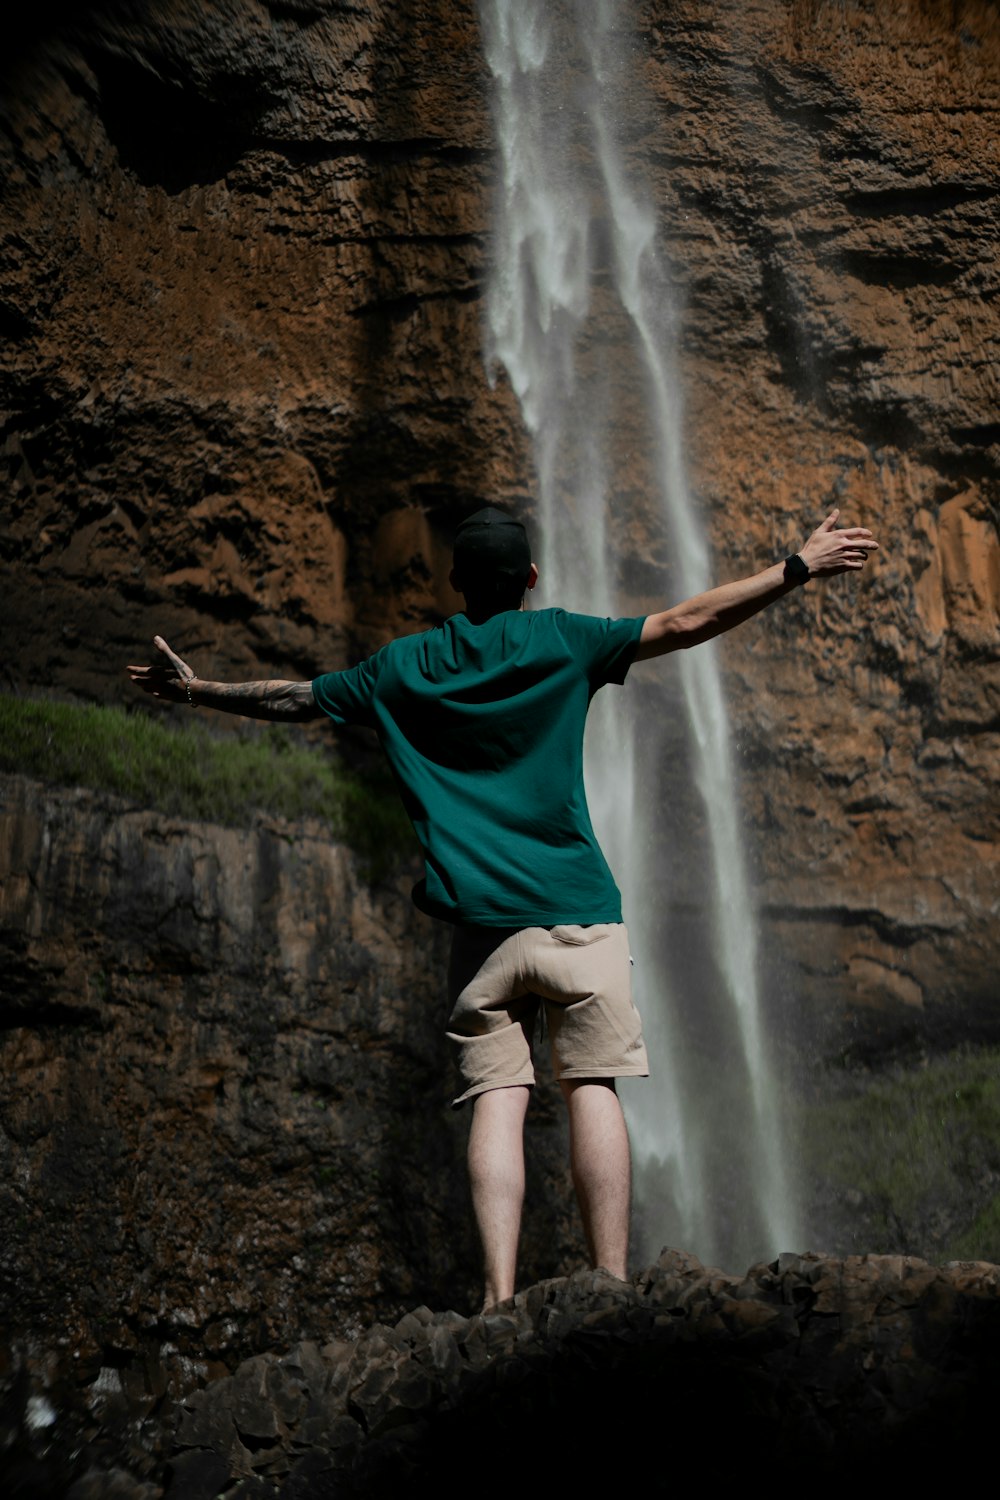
xmin=479 ymin=0 xmax=798 ymax=1269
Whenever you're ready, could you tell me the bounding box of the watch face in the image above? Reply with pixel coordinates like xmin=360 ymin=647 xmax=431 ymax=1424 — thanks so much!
xmin=784 ymin=554 xmax=809 ymax=583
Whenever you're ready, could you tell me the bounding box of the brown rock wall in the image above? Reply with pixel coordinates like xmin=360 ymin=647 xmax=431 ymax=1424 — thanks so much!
xmin=1 ymin=0 xmax=526 ymax=704
xmin=631 ymin=0 xmax=1000 ymax=1054
xmin=2 ymin=0 xmax=995 ymax=1050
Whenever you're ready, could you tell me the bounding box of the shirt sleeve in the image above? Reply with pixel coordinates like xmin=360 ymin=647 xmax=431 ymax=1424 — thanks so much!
xmin=559 ymin=612 xmax=646 ymax=688
xmin=312 ymin=653 xmax=382 ymax=728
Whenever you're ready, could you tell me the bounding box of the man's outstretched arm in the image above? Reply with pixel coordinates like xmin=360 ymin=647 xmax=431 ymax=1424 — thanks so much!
xmin=127 ymin=635 xmax=323 ymax=721
xmin=634 ymin=509 xmax=879 ymax=662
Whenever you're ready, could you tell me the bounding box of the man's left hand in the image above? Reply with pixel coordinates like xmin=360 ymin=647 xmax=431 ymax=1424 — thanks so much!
xmin=126 ymin=636 xmax=197 ymax=702
xmin=799 ymin=509 xmax=879 ymax=576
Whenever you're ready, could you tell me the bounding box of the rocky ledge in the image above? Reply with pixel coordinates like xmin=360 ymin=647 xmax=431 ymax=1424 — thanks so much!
xmin=9 ymin=1247 xmax=999 ymax=1497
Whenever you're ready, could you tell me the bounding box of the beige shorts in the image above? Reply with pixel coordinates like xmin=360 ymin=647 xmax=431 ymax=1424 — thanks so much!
xmin=446 ymin=923 xmax=649 ymax=1107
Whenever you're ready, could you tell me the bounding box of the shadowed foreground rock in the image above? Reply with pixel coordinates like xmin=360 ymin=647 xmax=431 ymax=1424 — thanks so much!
xmin=9 ymin=1248 xmax=997 ymax=1497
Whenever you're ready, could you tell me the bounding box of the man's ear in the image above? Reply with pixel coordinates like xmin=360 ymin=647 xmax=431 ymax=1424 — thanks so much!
xmin=526 ymin=563 xmax=539 ymax=591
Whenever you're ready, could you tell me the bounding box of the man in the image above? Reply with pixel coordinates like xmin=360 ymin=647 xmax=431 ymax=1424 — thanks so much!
xmin=128 ymin=505 xmax=878 ymax=1308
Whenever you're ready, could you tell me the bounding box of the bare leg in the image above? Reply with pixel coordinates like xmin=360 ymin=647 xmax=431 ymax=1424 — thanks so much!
xmin=560 ymin=1078 xmax=631 ymax=1280
xmin=467 ymin=1084 xmax=531 ymax=1310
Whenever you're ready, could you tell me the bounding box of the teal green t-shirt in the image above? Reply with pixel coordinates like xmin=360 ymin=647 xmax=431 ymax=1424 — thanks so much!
xmin=312 ymin=608 xmax=645 ymax=927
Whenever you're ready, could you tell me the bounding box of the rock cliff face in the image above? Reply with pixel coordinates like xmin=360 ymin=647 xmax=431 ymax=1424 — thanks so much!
xmin=2 ymin=0 xmax=504 ymax=702
xmin=1 ymin=0 xmax=998 ymax=1460
xmin=0 ymin=774 xmax=582 ymax=1372
xmin=2 ymin=0 xmax=996 ymax=1042
xmin=644 ymin=0 xmax=1000 ymax=1065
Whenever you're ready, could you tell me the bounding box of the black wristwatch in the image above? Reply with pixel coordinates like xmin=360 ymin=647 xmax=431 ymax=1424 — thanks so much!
xmin=783 ymin=553 xmax=810 ymax=586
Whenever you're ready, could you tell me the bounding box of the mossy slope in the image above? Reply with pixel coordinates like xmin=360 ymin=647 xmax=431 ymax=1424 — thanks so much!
xmin=0 ymin=694 xmax=414 ymax=874
xmin=801 ymin=1048 xmax=1000 ymax=1263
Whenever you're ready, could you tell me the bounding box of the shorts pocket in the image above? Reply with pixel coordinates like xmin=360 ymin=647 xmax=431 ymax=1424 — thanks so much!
xmin=549 ymin=924 xmax=612 ymax=946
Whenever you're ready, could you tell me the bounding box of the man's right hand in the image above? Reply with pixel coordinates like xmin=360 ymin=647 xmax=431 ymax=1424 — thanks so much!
xmin=636 ymin=509 xmax=880 ymax=660
xmin=126 ymin=636 xmax=197 ymax=703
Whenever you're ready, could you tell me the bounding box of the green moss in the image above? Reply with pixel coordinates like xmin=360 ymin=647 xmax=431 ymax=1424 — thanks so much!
xmin=800 ymin=1047 xmax=1000 ymax=1261
xmin=951 ymin=1194 xmax=1000 ymax=1262
xmin=0 ymin=694 xmax=415 ymax=878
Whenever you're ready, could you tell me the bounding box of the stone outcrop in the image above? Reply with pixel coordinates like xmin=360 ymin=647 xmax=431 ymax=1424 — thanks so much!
xmin=0 ymin=775 xmax=581 ymax=1374
xmin=6 ymin=1250 xmax=999 ymax=1496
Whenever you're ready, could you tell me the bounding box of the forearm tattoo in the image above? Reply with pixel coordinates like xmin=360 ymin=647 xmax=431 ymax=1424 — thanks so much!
xmin=194 ymin=679 xmax=318 ymax=721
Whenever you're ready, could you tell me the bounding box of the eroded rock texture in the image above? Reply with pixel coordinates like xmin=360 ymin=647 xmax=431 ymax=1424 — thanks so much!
xmin=0 ymin=776 xmax=584 ymax=1364
xmin=645 ymin=0 xmax=1000 ymax=1062
xmin=6 ymin=1251 xmax=1000 ymax=1496
xmin=2 ymin=0 xmax=511 ymax=703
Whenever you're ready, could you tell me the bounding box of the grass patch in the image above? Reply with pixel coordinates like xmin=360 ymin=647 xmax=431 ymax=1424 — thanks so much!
xmin=799 ymin=1047 xmax=1000 ymax=1262
xmin=951 ymin=1194 xmax=1000 ymax=1262
xmin=0 ymin=694 xmax=416 ymax=878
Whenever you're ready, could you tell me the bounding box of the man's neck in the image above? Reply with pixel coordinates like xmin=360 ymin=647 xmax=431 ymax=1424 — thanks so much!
xmin=462 ymin=599 xmax=527 ymax=625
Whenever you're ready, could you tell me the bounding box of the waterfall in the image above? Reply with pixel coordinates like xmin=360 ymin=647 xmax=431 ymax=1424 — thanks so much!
xmin=479 ymin=0 xmax=798 ymax=1269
